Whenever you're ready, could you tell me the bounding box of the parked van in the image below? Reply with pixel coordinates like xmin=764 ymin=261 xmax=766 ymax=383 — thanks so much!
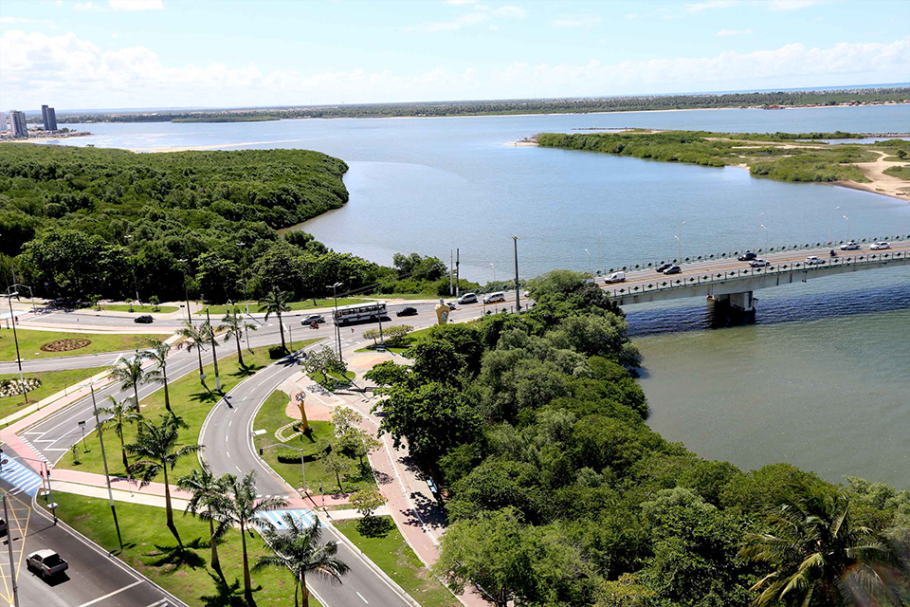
xmin=457 ymin=293 xmax=478 ymax=304
xmin=483 ymin=292 xmax=506 ymax=304
xmin=605 ymin=271 xmax=626 ymax=284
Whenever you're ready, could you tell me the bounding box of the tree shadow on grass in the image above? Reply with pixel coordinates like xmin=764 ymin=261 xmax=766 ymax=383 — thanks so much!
xmin=200 ymin=572 xmax=250 ymax=607
xmin=231 ymin=362 xmax=265 ymax=379
xmin=190 ymin=387 xmax=223 ymax=404
xmin=357 ymin=515 xmax=395 ymax=538
xmin=145 ymin=538 xmax=206 ymax=571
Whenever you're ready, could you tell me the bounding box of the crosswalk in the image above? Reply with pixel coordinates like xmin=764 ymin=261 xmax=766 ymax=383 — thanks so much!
xmin=0 ymin=457 xmax=44 ymax=497
xmin=254 ymin=508 xmax=317 ymax=531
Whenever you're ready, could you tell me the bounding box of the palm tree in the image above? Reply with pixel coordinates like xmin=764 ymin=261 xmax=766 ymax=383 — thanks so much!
xmin=126 ymin=413 xmax=202 ymax=546
xmin=142 ymin=340 xmax=173 ymax=413
xmin=176 ymin=320 xmax=208 ymax=382
xmin=97 ymin=395 xmax=140 ymax=471
xmin=218 ymin=309 xmax=257 ymax=367
xmin=254 ymin=517 xmax=349 ymax=607
xmin=211 ymin=471 xmax=287 ymax=605
xmin=259 ymin=287 xmax=292 ymax=352
xmin=177 ymin=462 xmax=231 ymax=582
xmin=740 ymin=488 xmax=898 ymax=607
xmin=110 ymin=355 xmax=147 ymax=411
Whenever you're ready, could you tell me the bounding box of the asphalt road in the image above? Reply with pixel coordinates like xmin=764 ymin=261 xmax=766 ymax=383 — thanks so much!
xmin=0 ymin=481 xmax=178 ymax=607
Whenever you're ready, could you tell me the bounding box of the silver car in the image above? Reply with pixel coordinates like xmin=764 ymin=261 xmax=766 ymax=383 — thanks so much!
xmin=27 ymin=550 xmax=69 ymax=578
xmin=869 ymin=241 xmax=890 ymax=250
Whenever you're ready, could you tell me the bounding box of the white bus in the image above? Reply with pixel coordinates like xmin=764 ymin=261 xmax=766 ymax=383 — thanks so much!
xmin=333 ymin=301 xmax=387 ymax=325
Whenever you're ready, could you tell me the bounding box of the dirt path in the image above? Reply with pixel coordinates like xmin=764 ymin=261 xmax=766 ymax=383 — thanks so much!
xmin=839 ymin=151 xmax=910 ymax=201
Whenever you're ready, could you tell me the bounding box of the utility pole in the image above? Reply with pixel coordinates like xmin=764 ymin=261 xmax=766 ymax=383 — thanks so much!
xmin=449 ymin=250 xmax=454 ymax=296
xmin=205 ymin=307 xmax=221 ymax=391
xmin=3 ymin=293 xmax=27 ymax=405
xmin=178 ymin=258 xmax=192 ymax=324
xmin=90 ymin=383 xmax=123 ymax=551
xmin=327 ymin=282 xmax=343 ymax=362
xmin=512 ymin=236 xmax=521 ymax=313
xmin=3 ymin=495 xmax=19 ymax=607
xmin=455 ymin=248 xmax=460 ymax=297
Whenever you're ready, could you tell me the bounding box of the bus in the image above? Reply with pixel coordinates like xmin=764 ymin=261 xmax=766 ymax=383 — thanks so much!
xmin=333 ymin=301 xmax=387 ymax=325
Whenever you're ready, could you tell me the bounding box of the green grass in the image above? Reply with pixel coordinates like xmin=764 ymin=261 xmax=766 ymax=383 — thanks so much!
xmin=368 ymin=293 xmax=438 ymax=300
xmin=355 ymin=326 xmax=434 ymax=354
xmin=56 ymin=339 xmax=323 ymax=480
xmin=335 ymin=517 xmax=459 ymax=607
xmin=42 ymin=491 xmax=323 ymax=607
xmin=0 ymin=329 xmax=153 ymax=362
xmin=196 ymin=298 xmax=372 ymax=316
xmin=0 ymin=366 xmax=107 ymax=421
xmin=308 ymin=370 xmax=356 ymax=390
xmin=883 ymin=165 xmax=910 ymax=180
xmin=89 ymin=304 xmax=179 ymax=314
xmin=253 ymin=391 xmax=375 ymax=496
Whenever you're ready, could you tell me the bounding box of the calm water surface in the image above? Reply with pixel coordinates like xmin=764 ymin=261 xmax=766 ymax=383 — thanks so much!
xmin=51 ymin=105 xmax=910 ymax=487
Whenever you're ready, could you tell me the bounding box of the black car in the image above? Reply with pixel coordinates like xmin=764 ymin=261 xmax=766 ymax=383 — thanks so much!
xmin=655 ymin=263 xmax=672 ymax=273
xmin=134 ymin=315 xmax=154 ymax=324
xmin=396 ymin=306 xmax=418 ymax=317
xmin=737 ymin=252 xmax=757 ymax=261
xmin=663 ymin=265 xmax=682 ymax=275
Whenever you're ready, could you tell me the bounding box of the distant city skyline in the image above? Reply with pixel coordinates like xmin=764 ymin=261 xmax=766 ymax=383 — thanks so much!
xmin=0 ymin=0 xmax=907 ymax=110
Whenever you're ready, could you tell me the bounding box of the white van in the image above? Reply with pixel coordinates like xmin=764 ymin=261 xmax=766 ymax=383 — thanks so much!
xmin=483 ymin=292 xmax=506 ymax=303
xmin=604 ymin=271 xmax=626 ymax=284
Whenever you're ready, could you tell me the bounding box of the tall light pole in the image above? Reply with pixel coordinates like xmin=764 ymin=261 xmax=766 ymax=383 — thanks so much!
xmin=125 ymin=234 xmax=139 ymax=304
xmin=205 ymin=307 xmax=221 ymax=391
xmin=236 ymin=241 xmax=249 ymax=315
xmin=831 ymin=206 xmax=840 ymax=243
xmin=2 ymin=292 xmax=27 ymax=405
xmin=584 ymin=249 xmax=592 ymax=275
xmin=676 ymin=221 xmax=687 ymax=262
xmin=598 ymin=232 xmax=602 ymax=276
xmin=490 ymin=263 xmax=496 ymax=283
xmin=177 ymin=258 xmax=191 ymax=324
xmin=327 ymin=282 xmax=343 ymax=362
xmin=512 ymin=236 xmax=521 ymax=313
xmin=843 ymin=215 xmax=850 ymax=241
xmin=760 ymin=224 xmax=768 ymax=251
xmin=755 ymin=212 xmax=764 ymax=252
xmin=90 ymin=383 xmax=123 ymax=551
xmin=3 ymin=495 xmax=19 ymax=607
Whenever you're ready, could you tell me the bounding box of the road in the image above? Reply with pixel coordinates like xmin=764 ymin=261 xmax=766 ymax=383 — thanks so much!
xmin=0 ymin=481 xmax=178 ymax=607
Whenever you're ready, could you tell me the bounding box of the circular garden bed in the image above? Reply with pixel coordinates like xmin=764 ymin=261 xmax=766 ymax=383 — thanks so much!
xmin=0 ymin=378 xmax=41 ymax=398
xmin=40 ymin=338 xmax=92 ymax=353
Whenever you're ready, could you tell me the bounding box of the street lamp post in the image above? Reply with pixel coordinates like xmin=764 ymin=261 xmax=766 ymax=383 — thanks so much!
xmin=843 ymin=215 xmax=850 ymax=241
xmin=755 ymin=213 xmax=764 ymax=252
xmin=327 ymin=282 xmax=343 ymax=362
xmin=236 ymin=241 xmax=249 ymax=316
xmin=89 ymin=383 xmax=124 ymax=551
xmin=490 ymin=263 xmax=496 ymax=283
xmin=177 ymin=258 xmax=192 ymax=324
xmin=760 ymin=224 xmax=768 ymax=251
xmin=2 ymin=292 xmax=27 ymax=405
xmin=584 ymin=248 xmax=592 ymax=275
xmin=205 ymin=307 xmax=221 ymax=391
xmin=3 ymin=495 xmax=19 ymax=607
xmin=125 ymin=234 xmax=139 ymax=304
xmin=676 ymin=221 xmax=687 ymax=262
xmin=831 ymin=206 xmax=840 ymax=243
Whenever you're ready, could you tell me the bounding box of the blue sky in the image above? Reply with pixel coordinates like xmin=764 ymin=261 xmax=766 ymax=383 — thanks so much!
xmin=1 ymin=0 xmax=908 ymax=110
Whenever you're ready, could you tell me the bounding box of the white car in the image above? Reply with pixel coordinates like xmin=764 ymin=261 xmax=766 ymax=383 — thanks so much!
xmin=869 ymin=241 xmax=890 ymax=250
xmin=483 ymin=292 xmax=506 ymax=304
xmin=840 ymin=241 xmax=860 ymax=251
xmin=805 ymin=256 xmax=825 ymax=265
xmin=27 ymin=550 xmax=68 ymax=579
xmin=749 ymin=259 xmax=770 ymax=268
xmin=457 ymin=293 xmax=478 ymax=305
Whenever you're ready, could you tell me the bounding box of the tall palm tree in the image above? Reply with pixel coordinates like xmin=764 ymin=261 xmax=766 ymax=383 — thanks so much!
xmin=97 ymin=395 xmax=140 ymax=471
xmin=254 ymin=517 xmax=349 ymax=607
xmin=218 ymin=309 xmax=257 ymax=367
xmin=126 ymin=413 xmax=202 ymax=546
xmin=259 ymin=287 xmax=292 ymax=352
xmin=740 ymin=488 xmax=898 ymax=607
xmin=176 ymin=320 xmax=208 ymax=382
xmin=110 ymin=355 xmax=147 ymax=411
xmin=177 ymin=462 xmax=231 ymax=582
xmin=211 ymin=471 xmax=287 ymax=605
xmin=142 ymin=340 xmax=173 ymax=413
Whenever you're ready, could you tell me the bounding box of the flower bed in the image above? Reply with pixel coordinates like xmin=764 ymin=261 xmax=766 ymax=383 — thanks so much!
xmin=0 ymin=378 xmax=41 ymax=398
xmin=39 ymin=338 xmax=92 ymax=353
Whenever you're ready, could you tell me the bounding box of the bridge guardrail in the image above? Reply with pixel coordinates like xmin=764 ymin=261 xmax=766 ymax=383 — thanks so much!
xmin=606 ymin=250 xmax=908 ymax=299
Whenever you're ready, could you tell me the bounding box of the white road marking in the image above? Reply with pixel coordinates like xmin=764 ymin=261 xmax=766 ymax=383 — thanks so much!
xmin=236 ymin=465 xmax=243 ymax=473
xmin=356 ymin=591 xmax=369 ymax=603
xmin=76 ymin=580 xmax=143 ymax=607
xmin=228 ymin=420 xmax=232 ymax=428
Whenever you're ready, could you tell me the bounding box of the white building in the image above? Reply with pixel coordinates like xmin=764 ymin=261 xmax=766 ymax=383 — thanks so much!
xmin=0 ymin=111 xmax=8 ymax=132
xmin=9 ymin=110 xmax=28 ymax=138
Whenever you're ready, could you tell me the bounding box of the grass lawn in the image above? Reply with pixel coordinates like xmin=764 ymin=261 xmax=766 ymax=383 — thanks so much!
xmin=883 ymin=164 xmax=910 ymax=180
xmin=253 ymin=391 xmax=375 ymax=496
xmin=369 ymin=293 xmax=437 ymax=301
xmin=0 ymin=366 xmax=107 ymax=422
xmin=56 ymin=339 xmax=322 ymax=480
xmin=356 ymin=326 xmax=434 ymax=354
xmin=43 ymin=491 xmax=323 ymax=607
xmin=0 ymin=329 xmax=152 ymax=362
xmin=308 ymin=369 xmax=356 ymax=391
xmin=197 ymin=298 xmax=372 ymax=316
xmin=335 ymin=517 xmax=459 ymax=607
xmin=90 ymin=304 xmax=180 ymax=314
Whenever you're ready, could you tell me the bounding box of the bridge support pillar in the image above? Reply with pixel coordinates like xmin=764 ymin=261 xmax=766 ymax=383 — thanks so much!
xmin=708 ymin=291 xmax=756 ymax=326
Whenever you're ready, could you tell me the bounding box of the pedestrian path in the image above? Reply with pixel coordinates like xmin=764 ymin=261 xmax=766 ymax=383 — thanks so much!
xmin=0 ymin=457 xmax=43 ymax=497
xmin=254 ymin=508 xmax=316 ymax=530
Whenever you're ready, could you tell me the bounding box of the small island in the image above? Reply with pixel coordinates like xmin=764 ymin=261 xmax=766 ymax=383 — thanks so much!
xmin=536 ymin=130 xmax=910 ymax=200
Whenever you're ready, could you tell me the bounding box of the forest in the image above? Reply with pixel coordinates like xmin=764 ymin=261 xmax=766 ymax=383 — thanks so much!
xmin=0 ymin=144 xmax=462 ymax=302
xmin=366 ymin=271 xmax=910 ymax=607
xmin=38 ymin=88 xmax=910 ymax=124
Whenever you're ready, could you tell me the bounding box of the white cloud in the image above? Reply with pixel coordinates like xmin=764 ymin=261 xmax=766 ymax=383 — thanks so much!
xmin=716 ymin=28 xmax=753 ymax=36
xmin=685 ymin=0 xmax=740 ymax=12
xmin=446 ymin=0 xmax=480 ymax=4
xmin=73 ymin=2 xmax=102 ymax=10
xmin=2 ymin=30 xmax=907 ymax=109
xmin=409 ymin=4 xmax=524 ymax=32
xmin=553 ymin=15 xmax=601 ymax=28
xmin=492 ymin=6 xmax=526 ymax=19
xmin=74 ymin=0 xmax=163 ymax=11
xmin=767 ymin=0 xmax=828 ymax=10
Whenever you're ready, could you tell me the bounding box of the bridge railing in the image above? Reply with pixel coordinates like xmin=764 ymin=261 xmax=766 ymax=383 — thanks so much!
xmin=602 ymin=235 xmax=910 ymax=275
xmin=605 ymin=250 xmax=907 ymax=299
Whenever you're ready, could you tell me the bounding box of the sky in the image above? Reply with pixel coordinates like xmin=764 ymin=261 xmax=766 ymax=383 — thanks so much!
xmin=0 ymin=0 xmax=908 ymax=111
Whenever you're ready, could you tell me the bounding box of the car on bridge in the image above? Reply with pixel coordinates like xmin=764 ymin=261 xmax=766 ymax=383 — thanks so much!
xmin=27 ymin=549 xmax=69 ymax=579
xmin=663 ymin=265 xmax=682 ymax=275
xmin=840 ymin=241 xmax=861 ymax=251
xmin=605 ymin=271 xmax=626 ymax=283
xmin=805 ymin=256 xmax=826 ymax=265
xmin=870 ymin=241 xmax=891 ymax=250
xmin=656 ymin=263 xmax=672 ymax=273
xmin=737 ymin=252 xmax=757 ymax=261
xmin=749 ymin=259 xmax=770 ymax=268
xmin=483 ymin=292 xmax=506 ymax=304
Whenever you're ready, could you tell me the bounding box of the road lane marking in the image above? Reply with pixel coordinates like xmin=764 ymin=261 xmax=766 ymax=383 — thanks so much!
xmin=357 ymin=591 xmax=369 ymax=603
xmin=76 ymin=580 xmax=143 ymax=607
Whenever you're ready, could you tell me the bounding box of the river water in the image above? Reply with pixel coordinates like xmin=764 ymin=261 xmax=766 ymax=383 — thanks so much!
xmin=52 ymin=104 xmax=910 ymax=487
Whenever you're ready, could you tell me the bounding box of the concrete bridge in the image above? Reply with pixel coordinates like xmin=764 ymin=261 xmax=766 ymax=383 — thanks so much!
xmin=600 ymin=238 xmax=910 ymax=320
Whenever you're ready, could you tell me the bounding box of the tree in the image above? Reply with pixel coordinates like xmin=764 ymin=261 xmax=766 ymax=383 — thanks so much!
xmin=331 ymin=407 xmax=363 ymax=436
xmin=97 ymin=396 xmax=140 ymax=471
xmin=384 ymin=324 xmax=413 ymax=346
xmin=301 ymin=346 xmax=348 ymax=391
xmin=88 ymin=294 xmax=102 ymax=311
xmin=177 ymin=463 xmax=231 ymax=582
xmin=126 ymin=413 xmax=202 ymax=546
xmin=897 ymin=149 xmax=907 ymax=159
xmin=740 ymin=489 xmax=900 ymax=607
xmin=219 ymin=309 xmax=258 ymax=367
xmin=322 ymin=452 xmax=353 ymax=493
xmin=337 ymin=428 xmax=381 ymax=469
xmin=363 ymin=328 xmax=381 ymax=345
xmin=110 ymin=356 xmax=147 ymax=411
xmin=253 ymin=517 xmax=349 ymax=607
xmin=259 ymin=287 xmax=292 ymax=351
xmin=211 ymin=471 xmax=287 ymax=605
xmin=176 ymin=320 xmax=208 ymax=383
xmin=141 ymin=340 xmax=173 ymax=413
xmin=149 ymin=295 xmax=160 ymax=311
xmin=125 ymin=297 xmax=134 ymax=312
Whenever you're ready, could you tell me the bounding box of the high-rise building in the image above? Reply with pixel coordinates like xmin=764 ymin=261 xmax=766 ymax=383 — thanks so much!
xmin=41 ymin=105 xmax=58 ymax=131
xmin=0 ymin=111 xmax=8 ymax=132
xmin=9 ymin=110 xmax=28 ymax=138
